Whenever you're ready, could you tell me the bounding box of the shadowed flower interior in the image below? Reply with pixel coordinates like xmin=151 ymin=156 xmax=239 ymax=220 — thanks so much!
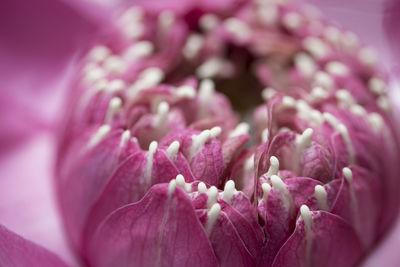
xmin=55 ymin=0 xmax=400 ymax=266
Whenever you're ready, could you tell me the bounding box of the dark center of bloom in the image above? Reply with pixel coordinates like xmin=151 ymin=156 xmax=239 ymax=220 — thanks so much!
xmin=55 ymin=1 xmax=400 ymax=266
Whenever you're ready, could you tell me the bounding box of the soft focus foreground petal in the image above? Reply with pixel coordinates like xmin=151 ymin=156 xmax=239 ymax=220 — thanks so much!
xmin=86 ymin=184 xmax=218 ymax=267
xmin=0 ymin=0 xmax=110 ymax=265
xmin=272 ymin=211 xmax=363 ymax=267
xmin=0 ymin=0 xmax=105 ymax=128
xmin=0 ymin=224 xmax=69 ymax=267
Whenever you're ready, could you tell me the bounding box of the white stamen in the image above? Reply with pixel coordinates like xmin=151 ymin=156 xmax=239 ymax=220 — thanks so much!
xmin=175 ymin=174 xmax=186 ymax=188
xmin=336 ymin=89 xmax=354 ymax=106
xmin=342 ymin=31 xmax=359 ymax=50
xmin=323 ymin=112 xmax=339 ymax=126
xmin=296 ymin=100 xmax=324 ymax=125
xmin=92 ymin=79 xmax=108 ymax=92
xmin=120 ymin=6 xmax=144 ymax=24
xmin=88 ymin=125 xmax=111 ymax=148
xmin=210 ymin=126 xmax=222 ymax=138
xmin=140 ymin=67 xmax=164 ymax=85
xmin=262 ymin=183 xmax=272 ymax=201
xmin=223 ymin=180 xmax=236 ymax=204
xmin=183 ymin=34 xmax=204 ymax=59
xmin=146 ymin=141 xmax=158 ymax=183
xmin=104 ymin=55 xmax=126 ymax=74
xmin=270 ymin=175 xmax=287 ymax=193
xmin=120 ymin=130 xmax=131 ymax=147
xmin=342 ymin=167 xmax=353 ymax=182
xmin=300 ymin=205 xmax=312 ymax=230
xmin=262 ymin=88 xmax=277 ymax=101
xmin=314 ymin=71 xmax=334 ymax=89
xmin=310 ymin=86 xmax=328 ymax=101
xmin=154 ymin=101 xmax=170 ymax=127
xmin=295 ymin=53 xmax=317 ymax=78
xmin=206 ymin=203 xmax=221 ymax=235
xmin=175 ymin=85 xmax=196 ymax=99
xmin=368 ymin=113 xmax=384 ymax=131
xmin=278 ymin=127 xmax=291 ymax=133
xmin=337 ymin=124 xmax=354 ymax=163
xmin=190 ymin=130 xmax=211 ymax=159
xmin=358 ymin=47 xmax=377 ymax=66
xmin=105 ymin=97 xmax=122 ymax=123
xmin=84 ymin=67 xmax=106 ymax=84
xmin=199 ymin=14 xmax=219 ymax=31
xmin=88 ymin=46 xmax=110 ymax=63
xmin=106 ymin=79 xmax=126 ymax=93
xmin=324 ymin=113 xmax=354 ymax=162
xmin=261 ymin=128 xmax=269 ymax=143
xmin=207 ymin=186 xmax=218 ymax=208
xmin=377 ymin=96 xmax=390 ymax=111
xmin=168 ymin=179 xmax=177 ymax=195
xmin=326 ymin=61 xmax=350 ymax=76
xmin=314 ymin=185 xmax=328 ymax=211
xmin=296 ymin=128 xmax=313 ymax=151
xmin=257 ymin=4 xmax=279 ymax=26
xmin=129 ymin=67 xmax=165 ymax=98
xmin=267 ymin=156 xmax=279 ymax=176
xmin=244 ymin=155 xmax=255 ymax=173
xmin=198 ymin=182 xmax=207 ymax=193
xmin=368 ymin=77 xmax=386 ymax=95
xmin=282 ymin=96 xmax=296 ymax=108
xmin=196 ymin=57 xmax=224 ymax=78
xmin=229 ymin=122 xmax=250 ymax=137
xmin=199 ymin=79 xmax=215 ymax=99
xmin=123 ymin=41 xmax=154 ymax=61
xmin=303 ymin=37 xmax=329 ymax=59
xmin=159 ymin=10 xmax=175 ymax=30
xmin=350 ymin=105 xmax=366 ymax=116
xmin=167 ymin=141 xmax=180 ymax=160
xmin=223 ymin=17 xmax=251 ymax=41
xmin=198 ymin=79 xmax=215 ymax=118
xmin=324 ymin=26 xmax=341 ymax=44
xmin=123 ymin=23 xmax=144 ymax=40
xmin=282 ymin=12 xmax=302 ymax=30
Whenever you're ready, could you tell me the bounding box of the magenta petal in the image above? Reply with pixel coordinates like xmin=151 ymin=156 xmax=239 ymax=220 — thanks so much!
xmin=86 ymin=184 xmax=218 ymax=267
xmin=329 ymin=166 xmax=381 ymax=247
xmin=161 ymin=129 xmax=223 ymax=186
xmin=84 ymin=148 xmax=194 ymax=242
xmin=57 ymin=129 xmax=137 ymax=250
xmin=222 ymin=134 xmax=250 ymax=170
xmin=219 ymin=201 xmax=264 ymax=259
xmin=272 ymin=211 xmax=363 ymax=267
xmin=0 ymin=224 xmax=69 ymax=267
xmin=201 ymin=212 xmax=255 ymax=267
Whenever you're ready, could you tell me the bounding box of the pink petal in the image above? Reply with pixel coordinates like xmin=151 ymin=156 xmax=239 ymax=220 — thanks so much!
xmin=272 ymin=211 xmax=363 ymax=267
xmin=0 ymin=224 xmax=69 ymax=267
xmin=57 ymin=129 xmax=138 ymax=251
xmin=86 ymin=184 xmax=218 ymax=267
xmin=83 ymin=147 xmax=194 ymax=242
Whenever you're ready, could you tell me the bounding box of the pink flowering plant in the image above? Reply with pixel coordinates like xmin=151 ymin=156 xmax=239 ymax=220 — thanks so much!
xmin=1 ymin=0 xmax=400 ymax=266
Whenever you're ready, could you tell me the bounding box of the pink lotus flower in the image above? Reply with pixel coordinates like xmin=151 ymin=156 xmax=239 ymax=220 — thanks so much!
xmin=1 ymin=0 xmax=400 ymax=266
